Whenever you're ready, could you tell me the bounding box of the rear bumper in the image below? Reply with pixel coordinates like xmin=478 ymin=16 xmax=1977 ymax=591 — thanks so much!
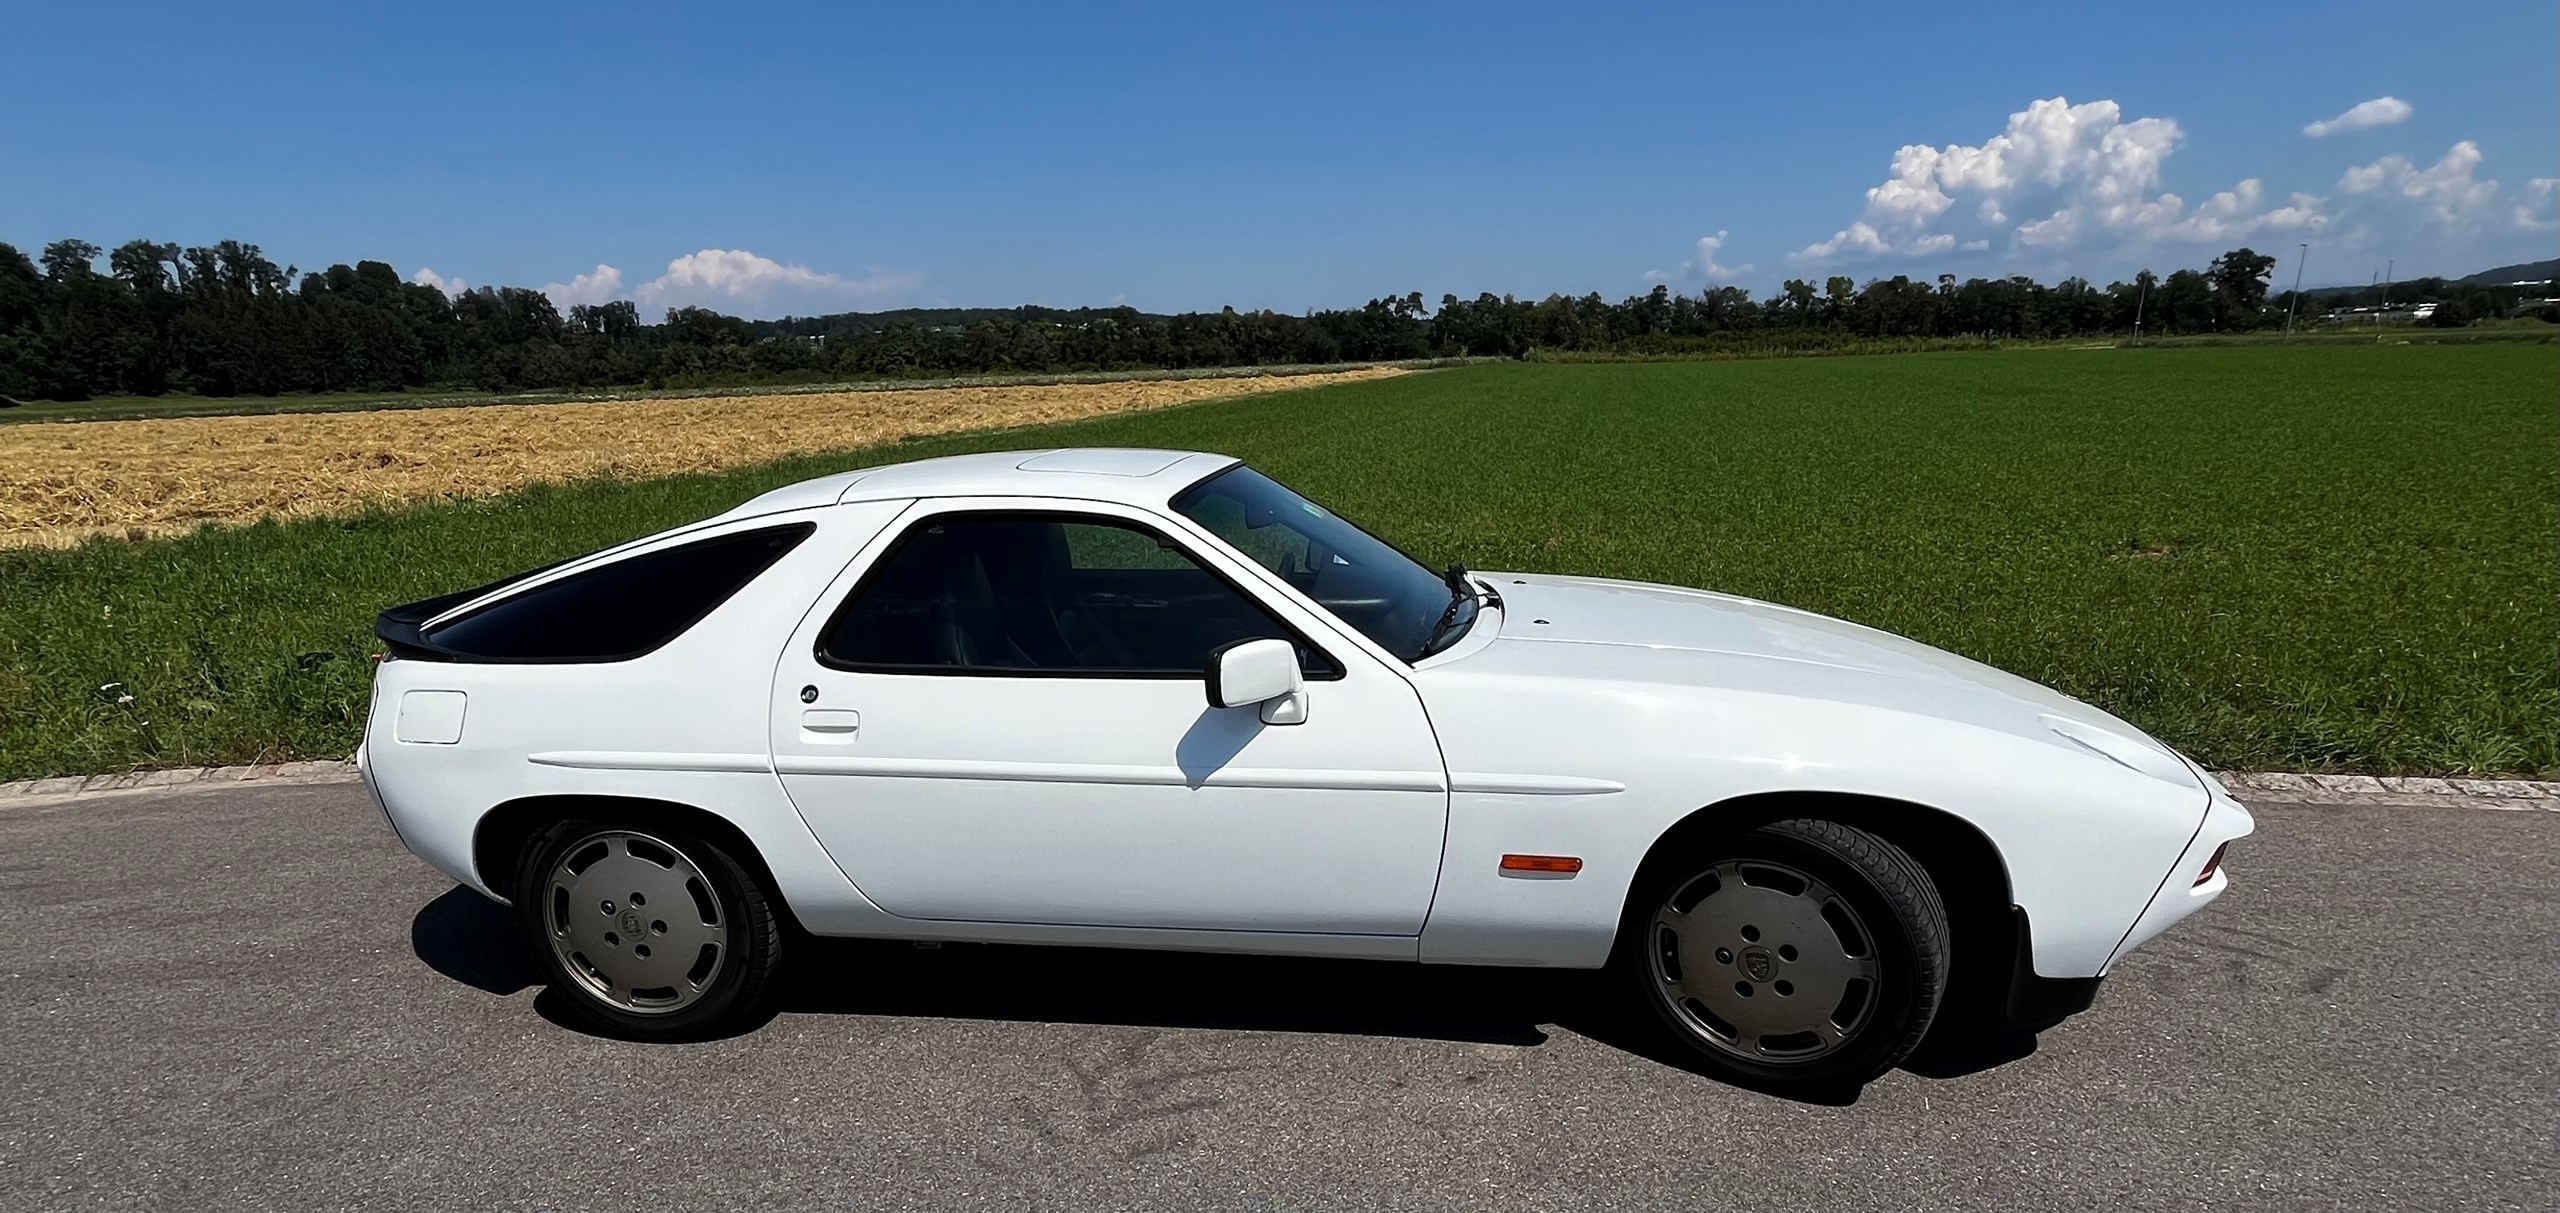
xmin=353 ymin=737 xmax=402 ymax=843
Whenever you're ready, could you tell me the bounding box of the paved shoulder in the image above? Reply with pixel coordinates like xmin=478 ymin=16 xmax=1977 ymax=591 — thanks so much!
xmin=2 ymin=783 xmax=2553 ymax=1211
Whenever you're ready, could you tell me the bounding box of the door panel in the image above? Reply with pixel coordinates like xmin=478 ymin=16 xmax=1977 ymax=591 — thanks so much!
xmin=769 ymin=499 xmax=1449 ymax=936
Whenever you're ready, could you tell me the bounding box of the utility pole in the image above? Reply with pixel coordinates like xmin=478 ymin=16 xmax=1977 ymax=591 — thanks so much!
xmin=2286 ymin=243 xmax=2309 ymax=334
xmin=2132 ymin=274 xmax=2148 ymax=343
xmin=2380 ymin=259 xmax=2394 ymax=330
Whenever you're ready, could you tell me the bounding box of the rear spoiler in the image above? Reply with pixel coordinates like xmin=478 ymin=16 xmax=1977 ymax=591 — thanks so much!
xmin=373 ymin=552 xmax=586 ymax=660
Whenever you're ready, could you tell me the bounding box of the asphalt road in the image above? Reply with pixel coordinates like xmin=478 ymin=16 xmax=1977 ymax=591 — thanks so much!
xmin=1 ymin=783 xmax=2552 ymax=1212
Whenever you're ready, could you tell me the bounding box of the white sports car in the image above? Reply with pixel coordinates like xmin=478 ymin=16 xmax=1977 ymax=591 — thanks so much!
xmin=362 ymin=448 xmax=2251 ymax=1090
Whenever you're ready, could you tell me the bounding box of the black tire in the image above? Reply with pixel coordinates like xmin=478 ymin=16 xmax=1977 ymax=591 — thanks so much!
xmin=1618 ymin=817 xmax=1950 ymax=1090
xmin=513 ymin=813 xmax=787 ymax=1040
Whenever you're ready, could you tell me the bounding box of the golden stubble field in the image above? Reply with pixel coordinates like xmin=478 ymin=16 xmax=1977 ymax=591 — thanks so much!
xmin=0 ymin=368 xmax=1404 ymax=548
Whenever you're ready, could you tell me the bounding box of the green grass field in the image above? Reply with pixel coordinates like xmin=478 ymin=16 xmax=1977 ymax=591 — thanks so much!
xmin=2 ymin=344 xmax=2550 ymax=780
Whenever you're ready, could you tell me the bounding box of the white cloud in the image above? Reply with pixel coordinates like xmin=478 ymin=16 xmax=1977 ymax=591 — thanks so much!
xmin=2517 ymin=178 xmax=2559 ymax=232
xmin=645 ymin=249 xmax=840 ymax=298
xmin=2338 ymin=159 xmax=2394 ymax=193
xmin=2260 ymin=193 xmax=2328 ymax=240
xmin=1800 ymin=220 xmax=1893 ymax=259
xmin=2339 ymin=141 xmax=2501 ymax=222
xmin=410 ymin=267 xmax=466 ymax=296
xmin=2180 ymin=181 xmax=2264 ymax=236
xmin=2310 ymin=139 xmax=2558 ymax=269
xmin=543 ymin=264 xmax=626 ymax=309
xmin=2303 ymin=97 xmax=2412 ymax=138
xmin=1795 ymin=95 xmax=2334 ymax=264
xmin=479 ymin=248 xmax=919 ymax=317
xmin=632 ymin=248 xmax=915 ymax=313
xmin=1798 ymin=97 xmax=2185 ymax=258
xmin=1782 ymin=96 xmax=2542 ymax=275
xmin=1694 ymin=230 xmax=1750 ymax=280
xmin=1647 ymin=232 xmax=1753 ymax=285
xmin=2150 ymin=179 xmax=2329 ymax=242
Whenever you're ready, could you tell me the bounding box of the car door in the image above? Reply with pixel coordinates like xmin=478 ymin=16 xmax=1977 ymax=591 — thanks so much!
xmin=767 ymin=497 xmax=1450 ymax=936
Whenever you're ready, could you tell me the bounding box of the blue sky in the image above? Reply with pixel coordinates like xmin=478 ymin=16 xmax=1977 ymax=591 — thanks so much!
xmin=7 ymin=1 xmax=2554 ymax=317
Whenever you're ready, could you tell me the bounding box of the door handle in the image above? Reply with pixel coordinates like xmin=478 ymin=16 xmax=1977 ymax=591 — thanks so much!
xmin=801 ymin=708 xmax=862 ymax=739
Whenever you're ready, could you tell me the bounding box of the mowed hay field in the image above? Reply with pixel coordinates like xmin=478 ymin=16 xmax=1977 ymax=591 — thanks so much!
xmin=0 ymin=367 xmax=1405 ymax=547
xmin=0 ymin=344 xmax=2550 ymax=780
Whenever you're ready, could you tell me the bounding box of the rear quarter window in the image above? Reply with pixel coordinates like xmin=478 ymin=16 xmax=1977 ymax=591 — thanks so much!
xmin=421 ymin=523 xmax=814 ymax=662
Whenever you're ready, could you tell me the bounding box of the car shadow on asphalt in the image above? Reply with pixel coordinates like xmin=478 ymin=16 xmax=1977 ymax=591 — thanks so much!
xmin=409 ymin=885 xmax=2039 ymax=1105
xmin=786 ymin=935 xmax=1582 ymax=1049
xmin=411 ymin=884 xmax=541 ymax=995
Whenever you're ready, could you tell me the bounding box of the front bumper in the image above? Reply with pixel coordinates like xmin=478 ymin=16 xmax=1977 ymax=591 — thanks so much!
xmin=2001 ymin=905 xmax=2103 ymax=1030
xmin=2103 ymin=781 xmax=2255 ymax=972
xmin=1998 ymin=777 xmax=2254 ymax=1031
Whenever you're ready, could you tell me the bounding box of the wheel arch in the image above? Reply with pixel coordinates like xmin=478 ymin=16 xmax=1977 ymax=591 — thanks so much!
xmin=472 ymin=794 xmax=804 ymax=933
xmin=1619 ymin=790 xmax=2018 ymax=1016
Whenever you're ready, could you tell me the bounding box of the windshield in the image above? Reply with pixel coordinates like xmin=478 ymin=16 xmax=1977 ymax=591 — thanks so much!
xmin=1172 ymin=464 xmax=1471 ymax=663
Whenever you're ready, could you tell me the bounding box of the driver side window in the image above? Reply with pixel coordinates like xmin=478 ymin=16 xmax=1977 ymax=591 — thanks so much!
xmin=817 ymin=513 xmax=1337 ymax=677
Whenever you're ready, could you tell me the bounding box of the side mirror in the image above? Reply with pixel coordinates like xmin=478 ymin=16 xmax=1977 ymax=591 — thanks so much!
xmin=1205 ymin=638 xmax=1308 ymax=725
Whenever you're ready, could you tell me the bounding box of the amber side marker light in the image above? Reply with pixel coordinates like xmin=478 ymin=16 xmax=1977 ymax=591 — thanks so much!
xmin=1500 ymin=854 xmax=1584 ymax=874
xmin=2194 ymin=843 xmax=2230 ymax=887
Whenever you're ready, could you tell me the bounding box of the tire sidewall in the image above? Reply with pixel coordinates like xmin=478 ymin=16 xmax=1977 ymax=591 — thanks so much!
xmin=513 ymin=815 xmax=776 ymax=1040
xmin=1623 ymin=823 xmax=1940 ymax=1089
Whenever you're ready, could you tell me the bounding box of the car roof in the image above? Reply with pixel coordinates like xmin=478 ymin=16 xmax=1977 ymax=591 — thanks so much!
xmin=719 ymin=449 xmax=1241 ymax=519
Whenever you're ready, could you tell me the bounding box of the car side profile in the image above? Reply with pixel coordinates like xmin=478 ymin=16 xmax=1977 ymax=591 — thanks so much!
xmin=362 ymin=448 xmax=2252 ymax=1091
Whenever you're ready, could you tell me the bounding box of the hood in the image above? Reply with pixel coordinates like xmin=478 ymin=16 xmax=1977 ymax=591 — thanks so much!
xmin=1474 ymin=573 xmax=2194 ymax=781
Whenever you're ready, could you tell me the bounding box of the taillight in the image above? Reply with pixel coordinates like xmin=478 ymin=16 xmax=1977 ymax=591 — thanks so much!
xmin=2194 ymin=843 xmax=2230 ymax=886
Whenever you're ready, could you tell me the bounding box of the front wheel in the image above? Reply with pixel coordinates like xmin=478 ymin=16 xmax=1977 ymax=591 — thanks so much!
xmin=514 ymin=816 xmax=786 ymax=1039
xmin=1622 ymin=817 xmax=1950 ymax=1090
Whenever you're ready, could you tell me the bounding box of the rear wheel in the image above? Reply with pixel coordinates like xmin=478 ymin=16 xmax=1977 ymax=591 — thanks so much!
xmin=514 ymin=816 xmax=786 ymax=1039
xmin=1623 ymin=817 xmax=1949 ymax=1090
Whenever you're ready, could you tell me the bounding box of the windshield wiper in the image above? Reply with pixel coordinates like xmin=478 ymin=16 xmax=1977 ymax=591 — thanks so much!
xmin=1420 ymin=564 xmax=1483 ymax=657
xmin=1446 ymin=563 xmax=1501 ymax=610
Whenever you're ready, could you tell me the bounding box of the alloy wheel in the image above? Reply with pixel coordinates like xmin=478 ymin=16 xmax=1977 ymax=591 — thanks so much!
xmin=1647 ymin=858 xmax=1883 ymax=1063
xmin=543 ymin=830 xmax=729 ymax=1014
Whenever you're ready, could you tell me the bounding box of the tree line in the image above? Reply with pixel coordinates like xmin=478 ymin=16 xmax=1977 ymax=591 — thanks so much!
xmin=0 ymin=238 xmax=2545 ymax=403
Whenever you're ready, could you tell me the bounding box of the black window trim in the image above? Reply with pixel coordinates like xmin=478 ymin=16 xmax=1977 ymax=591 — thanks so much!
xmin=811 ymin=507 xmax=1347 ymax=681
xmin=378 ymin=521 xmax=817 ymax=665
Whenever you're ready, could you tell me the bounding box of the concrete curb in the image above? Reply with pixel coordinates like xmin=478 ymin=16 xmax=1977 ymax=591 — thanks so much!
xmin=0 ymin=760 xmax=362 ymax=806
xmin=1 ymin=760 xmax=2553 ymax=811
xmin=2215 ymin=771 xmax=2559 ymax=812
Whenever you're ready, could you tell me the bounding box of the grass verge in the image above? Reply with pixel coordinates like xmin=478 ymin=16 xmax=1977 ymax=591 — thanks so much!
xmin=0 ymin=344 xmax=2550 ymax=779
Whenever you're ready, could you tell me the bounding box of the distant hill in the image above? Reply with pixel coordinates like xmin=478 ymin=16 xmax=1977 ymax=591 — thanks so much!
xmin=2455 ymin=258 xmax=2558 ymax=286
xmin=2293 ymin=257 xmax=2558 ymax=301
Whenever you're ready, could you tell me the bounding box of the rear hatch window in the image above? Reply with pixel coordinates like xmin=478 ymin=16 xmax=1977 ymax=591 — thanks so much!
xmin=377 ymin=523 xmax=814 ymax=662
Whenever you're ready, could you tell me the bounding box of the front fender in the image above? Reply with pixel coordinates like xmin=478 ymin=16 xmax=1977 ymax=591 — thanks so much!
xmin=1411 ymin=654 xmax=2207 ymax=977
